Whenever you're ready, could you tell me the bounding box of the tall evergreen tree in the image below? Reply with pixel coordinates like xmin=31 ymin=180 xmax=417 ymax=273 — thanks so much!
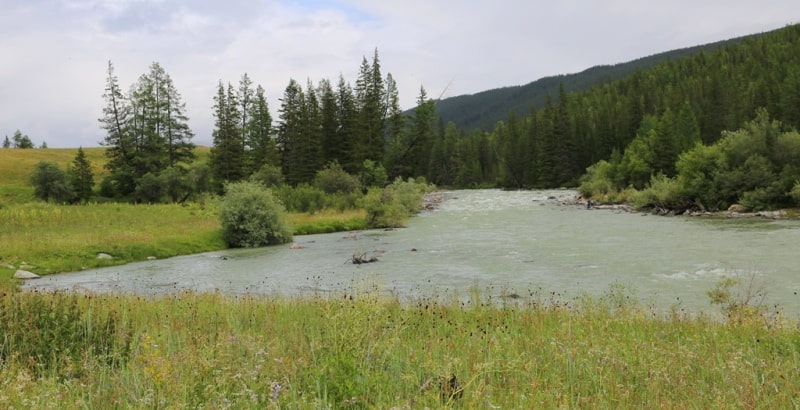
xmin=238 ymin=73 xmax=254 ymax=169
xmin=352 ymin=49 xmax=386 ymax=165
xmin=209 ymin=81 xmax=245 ymax=192
xmin=70 ymin=147 xmax=94 ymax=202
xmin=277 ymin=79 xmax=307 ymax=186
xmin=318 ymin=78 xmax=341 ymax=165
xmin=335 ymin=75 xmax=358 ymax=172
xmin=246 ymin=84 xmax=278 ymax=172
xmin=99 ymin=61 xmax=136 ymax=195
xmin=100 ymin=61 xmax=194 ymax=199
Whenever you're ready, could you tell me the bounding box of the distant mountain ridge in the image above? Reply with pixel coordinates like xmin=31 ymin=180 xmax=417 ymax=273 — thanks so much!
xmin=432 ymin=32 xmax=763 ymax=130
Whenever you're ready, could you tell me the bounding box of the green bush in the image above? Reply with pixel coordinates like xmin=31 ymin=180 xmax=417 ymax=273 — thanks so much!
xmin=250 ymin=164 xmax=285 ymax=188
xmin=30 ymin=161 xmax=74 ymax=203
xmin=579 ymin=160 xmax=616 ymax=199
xmin=361 ymin=177 xmax=431 ymax=228
xmin=359 ymin=159 xmax=388 ymax=188
xmin=135 ymin=172 xmax=165 ymax=203
xmin=275 ymin=183 xmax=327 ymax=213
xmin=630 ymin=173 xmax=687 ymax=210
xmin=219 ymin=181 xmax=292 ymax=247
xmin=314 ymin=162 xmax=361 ymax=194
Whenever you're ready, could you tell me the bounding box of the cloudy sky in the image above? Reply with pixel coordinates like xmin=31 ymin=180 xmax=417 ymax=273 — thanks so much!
xmin=1 ymin=1 xmax=798 ymax=148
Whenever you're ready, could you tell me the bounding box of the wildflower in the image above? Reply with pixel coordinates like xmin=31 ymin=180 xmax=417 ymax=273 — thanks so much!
xmin=270 ymin=381 xmax=283 ymax=399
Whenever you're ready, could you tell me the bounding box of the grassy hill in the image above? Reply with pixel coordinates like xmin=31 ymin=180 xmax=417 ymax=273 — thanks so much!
xmin=432 ymin=32 xmax=762 ymax=130
xmin=0 ymin=146 xmax=211 ymax=204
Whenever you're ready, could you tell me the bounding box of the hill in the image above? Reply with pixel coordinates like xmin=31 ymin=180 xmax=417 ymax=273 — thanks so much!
xmin=0 ymin=146 xmax=211 ymax=204
xmin=432 ymin=32 xmax=763 ymax=130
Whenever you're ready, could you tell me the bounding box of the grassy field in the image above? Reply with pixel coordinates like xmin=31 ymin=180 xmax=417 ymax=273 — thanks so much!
xmin=1 ymin=286 xmax=798 ymax=408
xmin=0 ymin=147 xmax=365 ymax=286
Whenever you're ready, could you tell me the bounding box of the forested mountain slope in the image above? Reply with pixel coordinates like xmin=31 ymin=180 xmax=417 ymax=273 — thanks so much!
xmin=432 ymin=31 xmax=768 ymax=131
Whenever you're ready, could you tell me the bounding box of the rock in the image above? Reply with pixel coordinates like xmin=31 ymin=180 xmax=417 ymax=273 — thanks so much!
xmin=1 ymin=263 xmax=15 ymax=269
xmin=727 ymin=204 xmax=748 ymax=213
xmin=290 ymin=243 xmax=304 ymax=250
xmin=97 ymin=253 xmax=114 ymax=260
xmin=14 ymin=269 xmax=40 ymax=279
xmin=147 ymin=256 xmax=157 ymax=260
xmin=757 ymin=210 xmax=786 ymax=219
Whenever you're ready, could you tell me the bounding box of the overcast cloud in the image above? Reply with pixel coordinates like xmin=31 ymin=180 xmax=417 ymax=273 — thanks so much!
xmin=1 ymin=0 xmax=797 ymax=147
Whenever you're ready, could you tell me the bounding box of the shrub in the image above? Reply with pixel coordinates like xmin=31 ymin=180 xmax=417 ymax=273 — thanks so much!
xmin=30 ymin=161 xmax=74 ymax=203
xmin=219 ymin=181 xmax=292 ymax=247
xmin=314 ymin=162 xmax=360 ymax=194
xmin=359 ymin=159 xmax=388 ymax=188
xmin=630 ymin=173 xmax=687 ymax=211
xmin=275 ymin=183 xmax=327 ymax=213
xmin=578 ymin=160 xmax=616 ymax=199
xmin=361 ymin=177 xmax=431 ymax=228
xmin=135 ymin=172 xmax=164 ymax=203
xmin=250 ymin=164 xmax=285 ymax=188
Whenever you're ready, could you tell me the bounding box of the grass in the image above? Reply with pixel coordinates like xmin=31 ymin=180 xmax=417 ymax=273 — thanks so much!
xmin=1 ymin=285 xmax=799 ymax=408
xmin=0 ymin=146 xmax=373 ymax=286
xmin=0 ymin=201 xmax=371 ymax=286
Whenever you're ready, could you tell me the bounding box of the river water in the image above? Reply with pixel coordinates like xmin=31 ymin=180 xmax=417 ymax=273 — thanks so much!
xmin=23 ymin=189 xmax=800 ymax=316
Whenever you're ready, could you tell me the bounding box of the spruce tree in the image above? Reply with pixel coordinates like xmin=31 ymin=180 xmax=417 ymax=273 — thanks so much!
xmin=70 ymin=147 xmax=95 ymax=202
xmin=209 ymin=81 xmax=245 ymax=192
xmin=277 ymin=79 xmax=307 ymax=186
xmin=246 ymin=85 xmax=278 ymax=172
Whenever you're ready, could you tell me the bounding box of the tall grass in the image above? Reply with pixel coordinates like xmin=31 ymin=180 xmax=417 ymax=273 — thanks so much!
xmin=1 ymin=285 xmax=798 ymax=408
xmin=0 ymin=202 xmax=225 ymax=276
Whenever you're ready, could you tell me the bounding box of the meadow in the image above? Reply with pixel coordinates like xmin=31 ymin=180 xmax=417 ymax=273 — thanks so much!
xmin=0 ymin=147 xmax=365 ymax=286
xmin=1 ymin=285 xmax=799 ymax=408
xmin=2 ymin=148 xmax=799 ymax=408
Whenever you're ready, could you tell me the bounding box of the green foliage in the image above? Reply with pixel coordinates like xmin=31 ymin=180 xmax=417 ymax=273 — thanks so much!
xmin=100 ymin=61 xmax=195 ymax=200
xmin=359 ymin=159 xmax=388 ymax=188
xmin=30 ymin=161 xmax=73 ymax=203
xmin=313 ymin=161 xmax=361 ymax=194
xmin=11 ymin=129 xmax=34 ymax=149
xmin=249 ymin=163 xmax=285 ymax=188
xmin=134 ymin=172 xmax=164 ymax=203
xmin=707 ymin=272 xmax=768 ymax=324
xmin=219 ymin=181 xmax=292 ymax=247
xmin=69 ymin=147 xmax=95 ymax=202
xmin=275 ymin=183 xmax=327 ymax=213
xmin=630 ymin=173 xmax=686 ymax=210
xmin=361 ymin=177 xmax=429 ymax=228
xmin=0 ymin=291 xmax=130 ymax=378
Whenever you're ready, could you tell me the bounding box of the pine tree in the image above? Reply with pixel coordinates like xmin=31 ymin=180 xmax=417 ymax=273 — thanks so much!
xmin=2 ymin=136 xmax=9 ymax=148
xmin=209 ymin=81 xmax=245 ymax=192
xmin=318 ymin=78 xmax=341 ymax=165
xmin=99 ymin=61 xmax=136 ymax=195
xmin=100 ymin=61 xmax=194 ymax=198
xmin=246 ymin=85 xmax=278 ymax=172
xmin=352 ymin=50 xmax=386 ymax=165
xmin=277 ymin=79 xmax=307 ymax=186
xmin=238 ymin=73 xmax=255 ymax=171
xmin=70 ymin=147 xmax=94 ymax=202
xmin=336 ymin=75 xmax=358 ymax=172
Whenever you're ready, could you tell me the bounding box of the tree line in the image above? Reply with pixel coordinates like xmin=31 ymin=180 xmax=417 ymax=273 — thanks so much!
xmin=30 ymin=24 xmax=800 ymax=210
xmin=3 ymin=130 xmax=43 ymax=149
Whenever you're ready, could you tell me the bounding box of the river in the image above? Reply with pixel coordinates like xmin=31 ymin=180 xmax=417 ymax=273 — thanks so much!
xmin=23 ymin=189 xmax=800 ymax=316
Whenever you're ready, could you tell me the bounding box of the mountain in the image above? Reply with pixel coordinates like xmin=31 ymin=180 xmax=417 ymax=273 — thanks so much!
xmin=431 ymin=33 xmax=763 ymax=131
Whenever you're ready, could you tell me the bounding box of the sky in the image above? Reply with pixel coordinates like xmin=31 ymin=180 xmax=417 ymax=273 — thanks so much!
xmin=1 ymin=1 xmax=798 ymax=148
